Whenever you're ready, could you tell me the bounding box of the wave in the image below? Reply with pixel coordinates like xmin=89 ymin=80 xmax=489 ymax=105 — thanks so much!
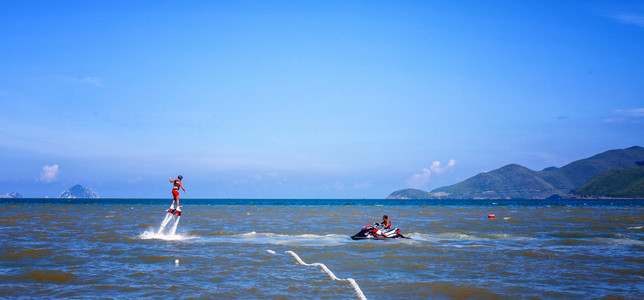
xmin=408 ymin=232 xmax=537 ymax=244
xmin=594 ymin=237 xmax=644 ymax=247
xmin=202 ymin=230 xmax=538 ymax=247
xmin=203 ymin=231 xmax=353 ymax=247
xmin=138 ymin=229 xmax=198 ymax=241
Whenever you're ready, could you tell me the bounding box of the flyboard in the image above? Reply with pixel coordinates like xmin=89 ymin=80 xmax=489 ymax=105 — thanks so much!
xmin=158 ymin=206 xmax=181 ymax=235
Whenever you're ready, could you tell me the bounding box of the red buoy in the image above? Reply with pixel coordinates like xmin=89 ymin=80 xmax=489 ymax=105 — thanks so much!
xmin=488 ymin=214 xmax=495 ymax=218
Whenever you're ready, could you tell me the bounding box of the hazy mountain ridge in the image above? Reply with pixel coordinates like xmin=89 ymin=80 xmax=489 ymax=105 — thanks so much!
xmin=389 ymin=146 xmax=644 ymax=199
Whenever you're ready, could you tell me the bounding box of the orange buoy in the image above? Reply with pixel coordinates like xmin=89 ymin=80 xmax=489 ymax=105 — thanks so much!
xmin=488 ymin=214 xmax=495 ymax=218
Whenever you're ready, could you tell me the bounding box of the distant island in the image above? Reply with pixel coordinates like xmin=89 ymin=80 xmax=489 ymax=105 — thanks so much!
xmin=388 ymin=146 xmax=644 ymax=199
xmin=0 ymin=192 xmax=23 ymax=198
xmin=58 ymin=184 xmax=100 ymax=199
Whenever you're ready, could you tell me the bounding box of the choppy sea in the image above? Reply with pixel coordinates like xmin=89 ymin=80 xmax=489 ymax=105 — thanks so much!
xmin=1 ymin=198 xmax=642 ymax=299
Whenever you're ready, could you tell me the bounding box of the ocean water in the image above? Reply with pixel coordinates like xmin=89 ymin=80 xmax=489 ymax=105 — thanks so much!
xmin=1 ymin=199 xmax=643 ymax=299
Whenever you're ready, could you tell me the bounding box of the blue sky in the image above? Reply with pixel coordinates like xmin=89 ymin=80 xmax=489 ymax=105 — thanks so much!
xmin=1 ymin=1 xmax=643 ymax=198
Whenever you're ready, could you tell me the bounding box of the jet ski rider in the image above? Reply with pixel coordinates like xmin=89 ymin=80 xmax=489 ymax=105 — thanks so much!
xmin=375 ymin=215 xmax=391 ymax=230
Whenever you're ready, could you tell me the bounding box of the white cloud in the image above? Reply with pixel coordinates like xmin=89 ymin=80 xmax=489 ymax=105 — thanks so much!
xmin=61 ymin=75 xmax=104 ymax=87
xmin=609 ymin=12 xmax=644 ymax=28
xmin=407 ymin=168 xmax=432 ymax=187
xmin=78 ymin=76 xmax=104 ymax=87
xmin=128 ymin=176 xmax=142 ymax=184
xmin=600 ymin=3 xmax=644 ymax=29
xmin=615 ymin=108 xmax=644 ymax=117
xmin=233 ymin=172 xmax=280 ymax=184
xmin=606 ymin=108 xmax=644 ymax=123
xmin=431 ymin=159 xmax=457 ymax=174
xmin=406 ymin=160 xmax=456 ymax=187
xmin=39 ymin=164 xmax=60 ymax=183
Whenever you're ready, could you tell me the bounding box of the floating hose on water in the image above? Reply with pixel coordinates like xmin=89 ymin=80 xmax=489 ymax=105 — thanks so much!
xmin=285 ymin=250 xmax=367 ymax=300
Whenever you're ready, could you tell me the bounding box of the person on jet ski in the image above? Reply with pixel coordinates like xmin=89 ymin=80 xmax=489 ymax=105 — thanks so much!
xmin=375 ymin=215 xmax=391 ymax=229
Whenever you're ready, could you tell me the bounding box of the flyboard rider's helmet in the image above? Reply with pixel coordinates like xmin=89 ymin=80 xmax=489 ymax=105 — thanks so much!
xmin=178 ymin=175 xmax=183 ymax=180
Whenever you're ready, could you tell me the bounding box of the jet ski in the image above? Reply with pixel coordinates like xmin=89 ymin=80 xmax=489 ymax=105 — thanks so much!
xmin=351 ymin=224 xmax=409 ymax=240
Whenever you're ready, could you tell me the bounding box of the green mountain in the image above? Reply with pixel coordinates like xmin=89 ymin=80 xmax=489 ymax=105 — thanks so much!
xmin=388 ymin=188 xmax=433 ymax=199
xmin=431 ymin=164 xmax=561 ymax=199
xmin=574 ymin=166 xmax=644 ymax=198
xmin=538 ymin=146 xmax=644 ymax=194
xmin=388 ymin=146 xmax=644 ymax=199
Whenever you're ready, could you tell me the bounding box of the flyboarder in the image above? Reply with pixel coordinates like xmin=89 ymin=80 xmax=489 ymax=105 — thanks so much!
xmin=169 ymin=175 xmax=186 ymax=214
